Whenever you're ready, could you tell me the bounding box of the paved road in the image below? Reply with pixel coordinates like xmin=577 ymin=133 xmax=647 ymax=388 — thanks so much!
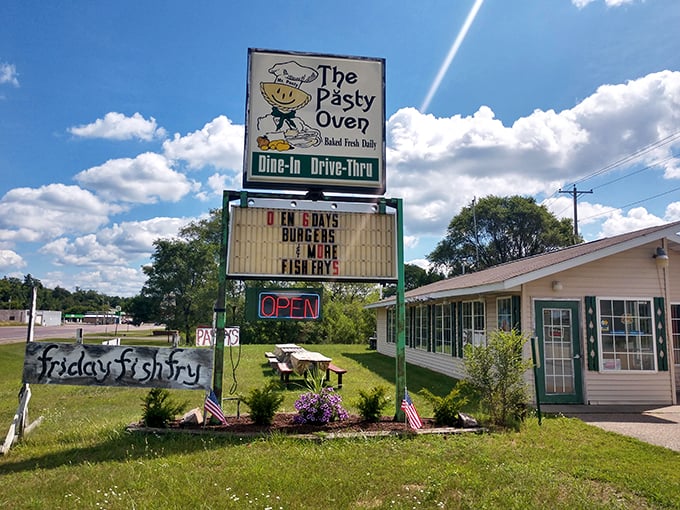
xmin=543 ymin=404 xmax=680 ymax=452
xmin=0 ymin=323 xmax=158 ymax=345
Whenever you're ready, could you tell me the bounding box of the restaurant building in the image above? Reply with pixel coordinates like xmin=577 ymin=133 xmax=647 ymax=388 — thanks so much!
xmin=368 ymin=221 xmax=680 ymax=405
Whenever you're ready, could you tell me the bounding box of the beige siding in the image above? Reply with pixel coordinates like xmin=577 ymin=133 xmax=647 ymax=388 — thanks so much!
xmin=377 ymin=339 xmax=466 ymax=380
xmin=586 ymin=373 xmax=672 ymax=405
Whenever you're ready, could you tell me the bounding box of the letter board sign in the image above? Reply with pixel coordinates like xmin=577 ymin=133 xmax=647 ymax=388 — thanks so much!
xmin=244 ymin=48 xmax=385 ymax=194
xmin=227 ymin=206 xmax=397 ymax=282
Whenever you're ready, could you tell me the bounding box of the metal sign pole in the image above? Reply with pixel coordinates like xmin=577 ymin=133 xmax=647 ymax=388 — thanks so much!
xmin=212 ymin=191 xmax=230 ymax=402
xmin=394 ymin=198 xmax=406 ymax=421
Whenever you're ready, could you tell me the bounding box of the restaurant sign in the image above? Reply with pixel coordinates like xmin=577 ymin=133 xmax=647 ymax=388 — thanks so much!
xmin=228 ymin=206 xmax=397 ymax=282
xmin=22 ymin=342 xmax=213 ymax=390
xmin=246 ymin=287 xmax=322 ymax=321
xmin=243 ymin=49 xmax=385 ymax=194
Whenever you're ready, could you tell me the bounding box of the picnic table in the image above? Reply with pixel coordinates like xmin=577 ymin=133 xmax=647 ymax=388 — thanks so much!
xmin=267 ymin=344 xmax=347 ymax=387
xmin=289 ymin=350 xmax=331 ymax=375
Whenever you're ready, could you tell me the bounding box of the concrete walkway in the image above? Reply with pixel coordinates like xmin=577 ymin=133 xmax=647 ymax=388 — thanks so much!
xmin=542 ymin=404 xmax=680 ymax=453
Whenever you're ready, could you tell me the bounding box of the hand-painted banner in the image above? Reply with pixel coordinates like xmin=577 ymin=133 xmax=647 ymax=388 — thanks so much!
xmin=22 ymin=342 xmax=213 ymax=390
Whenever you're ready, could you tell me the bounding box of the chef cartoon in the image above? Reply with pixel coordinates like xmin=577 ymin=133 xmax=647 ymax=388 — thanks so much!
xmin=256 ymin=60 xmax=322 ymax=151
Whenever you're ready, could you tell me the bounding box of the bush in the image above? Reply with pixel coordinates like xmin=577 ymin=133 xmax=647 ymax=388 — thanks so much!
xmin=463 ymin=329 xmax=532 ymax=428
xmin=419 ymin=385 xmax=468 ymax=427
xmin=141 ymin=388 xmax=188 ymax=428
xmin=241 ymin=381 xmax=284 ymax=426
xmin=355 ymin=385 xmax=390 ymax=422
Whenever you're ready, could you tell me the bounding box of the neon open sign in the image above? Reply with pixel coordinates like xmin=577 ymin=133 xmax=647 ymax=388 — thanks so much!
xmin=246 ymin=287 xmax=322 ymax=321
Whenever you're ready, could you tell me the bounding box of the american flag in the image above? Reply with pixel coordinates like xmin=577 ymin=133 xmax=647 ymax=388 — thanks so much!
xmin=401 ymin=388 xmax=423 ymax=429
xmin=204 ymin=389 xmax=227 ymax=425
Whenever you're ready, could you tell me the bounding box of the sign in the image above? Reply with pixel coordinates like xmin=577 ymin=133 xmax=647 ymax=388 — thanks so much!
xmin=227 ymin=206 xmax=397 ymax=282
xmin=243 ymin=49 xmax=385 ymax=194
xmin=196 ymin=327 xmax=239 ymax=346
xmin=246 ymin=287 xmax=322 ymax=321
xmin=22 ymin=343 xmax=213 ymax=390
xmin=225 ymin=327 xmax=240 ymax=346
xmin=196 ymin=327 xmax=214 ymax=346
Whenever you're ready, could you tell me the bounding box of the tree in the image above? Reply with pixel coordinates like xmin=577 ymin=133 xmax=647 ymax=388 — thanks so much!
xmin=428 ymin=195 xmax=577 ymax=275
xmin=382 ymin=264 xmax=445 ymax=297
xmin=141 ymin=237 xmax=217 ymax=344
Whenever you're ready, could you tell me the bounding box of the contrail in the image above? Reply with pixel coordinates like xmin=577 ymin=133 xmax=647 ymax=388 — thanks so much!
xmin=420 ymin=0 xmax=485 ymax=114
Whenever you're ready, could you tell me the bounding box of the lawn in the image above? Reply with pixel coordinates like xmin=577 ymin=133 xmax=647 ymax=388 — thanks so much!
xmin=1 ymin=337 xmax=679 ymax=509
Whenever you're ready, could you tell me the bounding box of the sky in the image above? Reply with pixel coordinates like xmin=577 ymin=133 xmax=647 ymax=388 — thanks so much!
xmin=1 ymin=0 xmax=680 ymax=297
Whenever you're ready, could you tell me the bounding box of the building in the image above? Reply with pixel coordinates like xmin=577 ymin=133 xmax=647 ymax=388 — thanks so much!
xmin=368 ymin=221 xmax=680 ymax=406
xmin=0 ymin=309 xmax=62 ymax=327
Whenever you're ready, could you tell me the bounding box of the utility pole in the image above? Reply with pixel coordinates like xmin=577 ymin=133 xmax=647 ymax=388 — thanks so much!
xmin=559 ymin=184 xmax=592 ymax=242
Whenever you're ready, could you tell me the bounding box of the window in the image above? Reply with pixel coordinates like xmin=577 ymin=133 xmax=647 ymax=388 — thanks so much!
xmin=386 ymin=308 xmax=395 ymax=344
xmin=462 ymin=300 xmax=486 ymax=347
xmin=413 ymin=305 xmax=428 ymax=350
xmin=671 ymin=304 xmax=680 ymax=365
xmin=598 ymin=298 xmax=656 ymax=371
xmin=434 ymin=303 xmax=453 ymax=354
xmin=497 ymin=297 xmax=513 ymax=332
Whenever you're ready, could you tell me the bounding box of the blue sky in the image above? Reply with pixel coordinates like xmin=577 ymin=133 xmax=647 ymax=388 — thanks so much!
xmin=1 ymin=0 xmax=680 ymax=296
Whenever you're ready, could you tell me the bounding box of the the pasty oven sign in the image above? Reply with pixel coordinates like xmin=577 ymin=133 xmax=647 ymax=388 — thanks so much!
xmin=244 ymin=49 xmax=385 ymax=195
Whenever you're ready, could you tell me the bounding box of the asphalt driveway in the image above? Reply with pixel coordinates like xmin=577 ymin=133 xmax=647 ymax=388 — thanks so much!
xmin=542 ymin=404 xmax=680 ymax=452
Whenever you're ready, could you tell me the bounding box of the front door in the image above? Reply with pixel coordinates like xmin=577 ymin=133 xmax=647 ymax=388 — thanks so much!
xmin=535 ymin=300 xmax=583 ymax=404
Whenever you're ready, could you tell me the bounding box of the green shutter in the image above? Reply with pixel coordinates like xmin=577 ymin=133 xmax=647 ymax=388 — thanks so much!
xmin=585 ymin=296 xmax=599 ymax=371
xmin=654 ymin=297 xmax=669 ymax=371
xmin=511 ymin=295 xmax=521 ymax=332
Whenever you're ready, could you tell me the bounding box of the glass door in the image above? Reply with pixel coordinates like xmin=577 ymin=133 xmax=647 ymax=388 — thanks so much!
xmin=534 ymin=301 xmax=583 ymax=404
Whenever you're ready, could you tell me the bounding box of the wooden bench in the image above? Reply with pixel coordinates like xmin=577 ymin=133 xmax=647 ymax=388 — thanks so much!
xmin=275 ymin=362 xmax=294 ymax=383
xmin=325 ymin=363 xmax=348 ymax=388
xmin=264 ymin=351 xmax=276 ymax=359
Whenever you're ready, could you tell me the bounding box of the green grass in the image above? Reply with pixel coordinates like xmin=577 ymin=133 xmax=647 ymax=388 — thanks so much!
xmin=1 ymin=340 xmax=679 ymax=509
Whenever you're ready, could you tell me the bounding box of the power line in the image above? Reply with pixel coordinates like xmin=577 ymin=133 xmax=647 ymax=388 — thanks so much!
xmin=580 ymin=184 xmax=680 ymax=222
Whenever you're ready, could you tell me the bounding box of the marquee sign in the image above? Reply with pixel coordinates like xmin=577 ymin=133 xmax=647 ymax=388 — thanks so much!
xmin=243 ymin=49 xmax=385 ymax=194
xmin=22 ymin=343 xmax=214 ymax=390
xmin=227 ymin=206 xmax=397 ymax=282
xmin=246 ymin=287 xmax=322 ymax=321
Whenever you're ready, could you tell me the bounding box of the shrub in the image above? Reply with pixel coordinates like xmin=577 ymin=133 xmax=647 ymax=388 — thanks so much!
xmin=355 ymin=385 xmax=390 ymax=422
xmin=463 ymin=329 xmax=532 ymax=428
xmin=141 ymin=388 xmax=188 ymax=428
xmin=419 ymin=385 xmax=468 ymax=426
xmin=241 ymin=381 xmax=284 ymax=426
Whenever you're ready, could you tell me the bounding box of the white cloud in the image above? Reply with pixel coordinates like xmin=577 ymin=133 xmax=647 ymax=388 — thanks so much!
xmin=386 ymin=70 xmax=680 ymax=246
xmin=38 ymin=216 xmax=191 ymax=267
xmin=43 ymin=266 xmax=147 ymax=298
xmin=0 ymin=63 xmax=19 ymax=87
xmin=0 ymin=184 xmax=114 ymax=239
xmin=597 ymin=207 xmax=665 ymax=237
xmin=75 ymin=152 xmax=198 ymax=203
xmin=0 ymin=249 xmax=26 ymax=270
xmin=40 ymin=235 xmax=127 ymax=266
xmin=68 ymin=112 xmax=167 ymax=141
xmin=571 ymin=0 xmax=637 ymax=8
xmin=163 ymin=115 xmax=244 ymax=171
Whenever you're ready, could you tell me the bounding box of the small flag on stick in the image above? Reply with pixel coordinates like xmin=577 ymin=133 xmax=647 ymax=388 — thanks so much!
xmin=204 ymin=389 xmax=227 ymax=425
xmin=401 ymin=388 xmax=423 ymax=429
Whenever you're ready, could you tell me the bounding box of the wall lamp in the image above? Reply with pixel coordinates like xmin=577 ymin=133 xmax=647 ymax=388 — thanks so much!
xmin=653 ymin=246 xmax=669 ymax=269
xmin=551 ymin=281 xmax=563 ymax=292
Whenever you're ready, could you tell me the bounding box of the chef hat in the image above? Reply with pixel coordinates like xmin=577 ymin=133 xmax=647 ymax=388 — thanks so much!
xmin=268 ymin=61 xmax=318 ymax=88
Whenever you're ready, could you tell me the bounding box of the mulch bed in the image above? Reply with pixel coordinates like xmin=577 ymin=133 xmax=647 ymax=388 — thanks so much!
xmin=128 ymin=413 xmax=484 ymax=438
